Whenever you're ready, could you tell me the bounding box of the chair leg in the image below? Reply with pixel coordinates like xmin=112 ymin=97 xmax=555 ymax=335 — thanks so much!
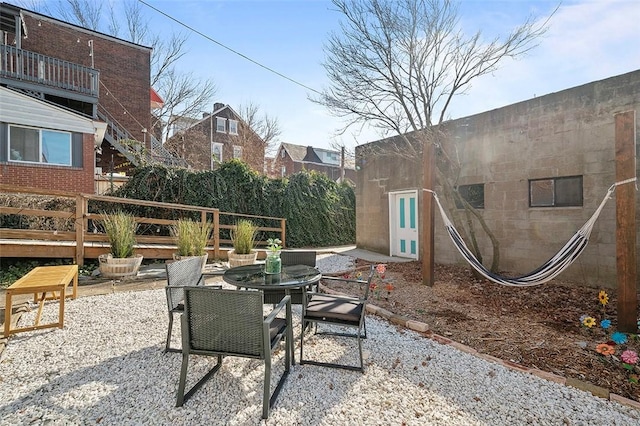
xmin=263 ymin=357 xmax=271 ymax=419
xmin=357 ymin=329 xmax=364 ymax=372
xmin=165 ymin=313 xmax=174 ymax=353
xmin=176 ymin=352 xmax=189 ymax=407
xmin=265 ymin=335 xmax=291 ymax=419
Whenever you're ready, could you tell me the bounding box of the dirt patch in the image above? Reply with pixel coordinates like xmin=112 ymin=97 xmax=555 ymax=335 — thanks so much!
xmin=322 ymin=260 xmax=640 ymax=402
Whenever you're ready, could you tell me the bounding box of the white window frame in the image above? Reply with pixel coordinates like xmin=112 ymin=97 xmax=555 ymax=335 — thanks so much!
xmin=216 ymin=117 xmax=226 ymax=133
xmin=229 ymin=119 xmax=238 ymax=135
xmin=211 ymin=142 xmax=224 ymax=164
xmin=233 ymin=145 xmax=243 ymax=159
xmin=8 ymin=124 xmax=72 ymax=166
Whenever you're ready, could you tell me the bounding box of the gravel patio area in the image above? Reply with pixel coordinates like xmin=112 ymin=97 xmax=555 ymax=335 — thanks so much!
xmin=0 ymin=255 xmax=638 ymax=425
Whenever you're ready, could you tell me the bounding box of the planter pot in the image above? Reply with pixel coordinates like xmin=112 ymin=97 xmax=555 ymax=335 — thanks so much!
xmin=172 ymin=253 xmax=208 ymax=272
xmin=99 ymin=253 xmax=143 ymax=278
xmin=228 ymin=250 xmax=257 ymax=268
xmin=265 ymin=252 xmax=281 ymax=274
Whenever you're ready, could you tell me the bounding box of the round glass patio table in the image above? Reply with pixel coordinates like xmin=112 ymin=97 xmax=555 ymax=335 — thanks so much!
xmin=223 ymin=263 xmax=322 ymax=364
xmin=222 ymin=264 xmax=322 ymax=290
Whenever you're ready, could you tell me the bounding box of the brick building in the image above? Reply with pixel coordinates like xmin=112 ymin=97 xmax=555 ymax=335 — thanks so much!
xmin=0 ymin=2 xmax=180 ymax=192
xmin=269 ymin=142 xmax=355 ymax=183
xmin=164 ymin=103 xmax=266 ymax=173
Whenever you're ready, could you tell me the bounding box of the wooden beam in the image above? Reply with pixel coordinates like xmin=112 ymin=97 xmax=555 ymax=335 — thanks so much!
xmin=422 ymin=141 xmax=435 ymax=286
xmin=614 ymin=110 xmax=637 ymax=333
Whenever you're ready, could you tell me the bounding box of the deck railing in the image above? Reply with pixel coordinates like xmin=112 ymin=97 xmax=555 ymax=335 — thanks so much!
xmin=0 ymin=185 xmax=286 ymax=266
xmin=0 ymin=45 xmax=99 ymax=97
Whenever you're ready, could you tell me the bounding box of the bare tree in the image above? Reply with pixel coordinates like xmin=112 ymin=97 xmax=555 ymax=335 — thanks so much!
xmin=316 ymin=0 xmax=553 ymax=274
xmin=233 ymin=102 xmax=282 ymax=156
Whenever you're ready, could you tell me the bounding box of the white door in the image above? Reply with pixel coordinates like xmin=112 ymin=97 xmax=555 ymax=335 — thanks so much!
xmin=389 ymin=190 xmax=419 ymax=259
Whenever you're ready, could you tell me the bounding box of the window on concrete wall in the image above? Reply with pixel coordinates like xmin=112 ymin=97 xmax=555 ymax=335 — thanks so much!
xmin=529 ymin=176 xmax=583 ymax=207
xmin=9 ymin=125 xmax=72 ymax=166
xmin=216 ymin=117 xmax=226 ymax=133
xmin=455 ymin=184 xmax=485 ymax=209
xmin=233 ymin=145 xmax=242 ymax=159
xmin=229 ymin=120 xmax=238 ymax=135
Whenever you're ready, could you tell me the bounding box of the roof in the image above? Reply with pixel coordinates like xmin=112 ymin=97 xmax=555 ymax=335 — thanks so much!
xmin=280 ymin=143 xmax=310 ymax=162
xmin=1 ymin=2 xmax=152 ymax=51
xmin=150 ymin=88 xmax=164 ymax=109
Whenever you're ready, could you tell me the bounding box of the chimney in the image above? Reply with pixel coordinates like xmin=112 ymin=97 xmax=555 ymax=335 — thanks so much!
xmin=202 ymin=112 xmax=210 ymax=118
xmin=213 ymin=103 xmax=225 ymax=111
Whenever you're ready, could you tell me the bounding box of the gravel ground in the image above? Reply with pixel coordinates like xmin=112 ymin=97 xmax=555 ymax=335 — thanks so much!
xmin=1 ymin=255 xmax=639 ymax=425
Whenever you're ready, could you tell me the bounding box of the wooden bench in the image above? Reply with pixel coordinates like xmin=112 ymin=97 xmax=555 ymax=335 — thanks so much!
xmin=4 ymin=264 xmax=78 ymax=338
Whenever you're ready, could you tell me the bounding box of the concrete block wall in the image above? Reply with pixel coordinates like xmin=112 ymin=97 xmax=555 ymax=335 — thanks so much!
xmin=357 ymin=70 xmax=640 ymax=287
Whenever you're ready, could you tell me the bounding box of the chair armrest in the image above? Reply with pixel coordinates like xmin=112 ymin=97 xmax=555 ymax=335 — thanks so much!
xmin=306 ymin=290 xmax=367 ymax=303
xmin=321 ymin=276 xmax=368 ymax=286
xmin=264 ymin=295 xmax=291 ymax=325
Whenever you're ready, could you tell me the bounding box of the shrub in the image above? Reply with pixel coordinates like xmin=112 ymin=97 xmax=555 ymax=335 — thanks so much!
xmin=101 ymin=211 xmax=137 ymax=258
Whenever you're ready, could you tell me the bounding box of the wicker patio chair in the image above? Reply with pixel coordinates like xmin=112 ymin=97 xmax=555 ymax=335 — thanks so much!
xmin=176 ymin=287 xmax=291 ymax=419
xmin=164 ymin=256 xmax=206 ymax=353
xmin=300 ymin=265 xmax=375 ymax=372
xmin=263 ymin=250 xmax=317 ymax=305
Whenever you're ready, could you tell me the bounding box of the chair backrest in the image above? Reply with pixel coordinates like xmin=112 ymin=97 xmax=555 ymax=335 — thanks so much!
xmin=183 ymin=287 xmax=266 ymax=357
xmin=280 ymin=250 xmax=316 ymax=267
xmin=165 ymin=257 xmax=205 ymax=311
xmin=361 ymin=265 xmax=376 ymax=300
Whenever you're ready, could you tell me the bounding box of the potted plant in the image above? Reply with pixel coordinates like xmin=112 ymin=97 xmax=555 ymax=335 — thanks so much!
xmin=170 ymin=219 xmax=212 ymax=271
xmin=264 ymin=238 xmax=282 ymax=274
xmin=228 ymin=219 xmax=258 ymax=267
xmin=98 ymin=210 xmax=143 ymax=278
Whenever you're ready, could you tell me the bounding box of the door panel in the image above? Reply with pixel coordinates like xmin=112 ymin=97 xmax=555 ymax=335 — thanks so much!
xmin=390 ymin=191 xmax=418 ymax=259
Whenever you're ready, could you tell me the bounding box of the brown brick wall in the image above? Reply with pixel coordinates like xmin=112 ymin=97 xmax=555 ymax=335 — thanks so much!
xmin=0 ymin=134 xmax=95 ymax=193
xmin=20 ymin=14 xmax=152 ymax=145
xmin=164 ymin=112 xmax=266 ymax=173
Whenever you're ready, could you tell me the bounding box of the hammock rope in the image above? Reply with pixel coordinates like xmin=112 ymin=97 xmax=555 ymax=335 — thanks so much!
xmin=424 ymin=177 xmax=637 ymax=287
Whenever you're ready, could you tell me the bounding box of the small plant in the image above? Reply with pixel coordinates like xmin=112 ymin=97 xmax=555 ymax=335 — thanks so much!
xmin=101 ymin=211 xmax=137 ymax=258
xmin=580 ymin=290 xmax=640 ymax=384
xmin=171 ymin=219 xmax=212 ymax=257
xmin=368 ymin=264 xmax=394 ymax=300
xmin=266 ymin=238 xmax=282 ymax=253
xmin=341 ymin=264 xmax=394 ymax=300
xmin=231 ymin=219 xmax=257 ymax=255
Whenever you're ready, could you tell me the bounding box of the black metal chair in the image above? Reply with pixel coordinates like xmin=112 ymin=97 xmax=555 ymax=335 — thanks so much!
xmin=164 ymin=257 xmax=206 ymax=353
xmin=176 ymin=287 xmax=291 ymax=419
xmin=262 ymin=250 xmax=317 ymax=305
xmin=300 ymin=265 xmax=375 ymax=372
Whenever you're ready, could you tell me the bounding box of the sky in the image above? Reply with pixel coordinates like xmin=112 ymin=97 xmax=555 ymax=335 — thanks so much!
xmin=24 ymin=0 xmax=640 ymax=152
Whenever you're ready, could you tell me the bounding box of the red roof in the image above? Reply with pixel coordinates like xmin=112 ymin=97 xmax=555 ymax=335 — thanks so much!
xmin=150 ymin=87 xmax=164 ymax=109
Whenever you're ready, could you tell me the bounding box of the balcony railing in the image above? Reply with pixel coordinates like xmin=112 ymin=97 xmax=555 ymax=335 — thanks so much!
xmin=0 ymin=44 xmax=99 ymax=98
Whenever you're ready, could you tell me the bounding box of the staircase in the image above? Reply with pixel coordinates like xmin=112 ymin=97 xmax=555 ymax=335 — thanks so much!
xmin=97 ymin=105 xmax=187 ymax=168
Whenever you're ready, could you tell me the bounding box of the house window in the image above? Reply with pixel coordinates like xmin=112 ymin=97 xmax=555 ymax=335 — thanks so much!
xmin=281 ymin=166 xmax=286 ymax=177
xmin=216 ymin=117 xmax=226 ymax=133
xmin=455 ymin=184 xmax=485 ymax=209
xmin=233 ymin=145 xmax=242 ymax=159
xmin=212 ymin=142 xmax=223 ymax=163
xmin=229 ymin=120 xmax=238 ymax=135
xmin=9 ymin=125 xmax=72 ymax=166
xmin=529 ymin=176 xmax=583 ymax=207
xmin=280 ymin=149 xmax=285 ymax=159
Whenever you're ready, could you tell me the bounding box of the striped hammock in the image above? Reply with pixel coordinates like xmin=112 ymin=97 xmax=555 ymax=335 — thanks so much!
xmin=425 ymin=178 xmax=636 ymax=287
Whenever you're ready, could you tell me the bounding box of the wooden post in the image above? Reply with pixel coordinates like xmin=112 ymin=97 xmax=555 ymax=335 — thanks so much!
xmin=614 ymin=110 xmax=637 ymax=333
xmin=422 ymin=141 xmax=435 ymax=286
xmin=213 ymin=210 xmax=220 ymax=260
xmin=280 ymin=219 xmax=287 ymax=248
xmin=75 ymin=195 xmax=86 ymax=266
